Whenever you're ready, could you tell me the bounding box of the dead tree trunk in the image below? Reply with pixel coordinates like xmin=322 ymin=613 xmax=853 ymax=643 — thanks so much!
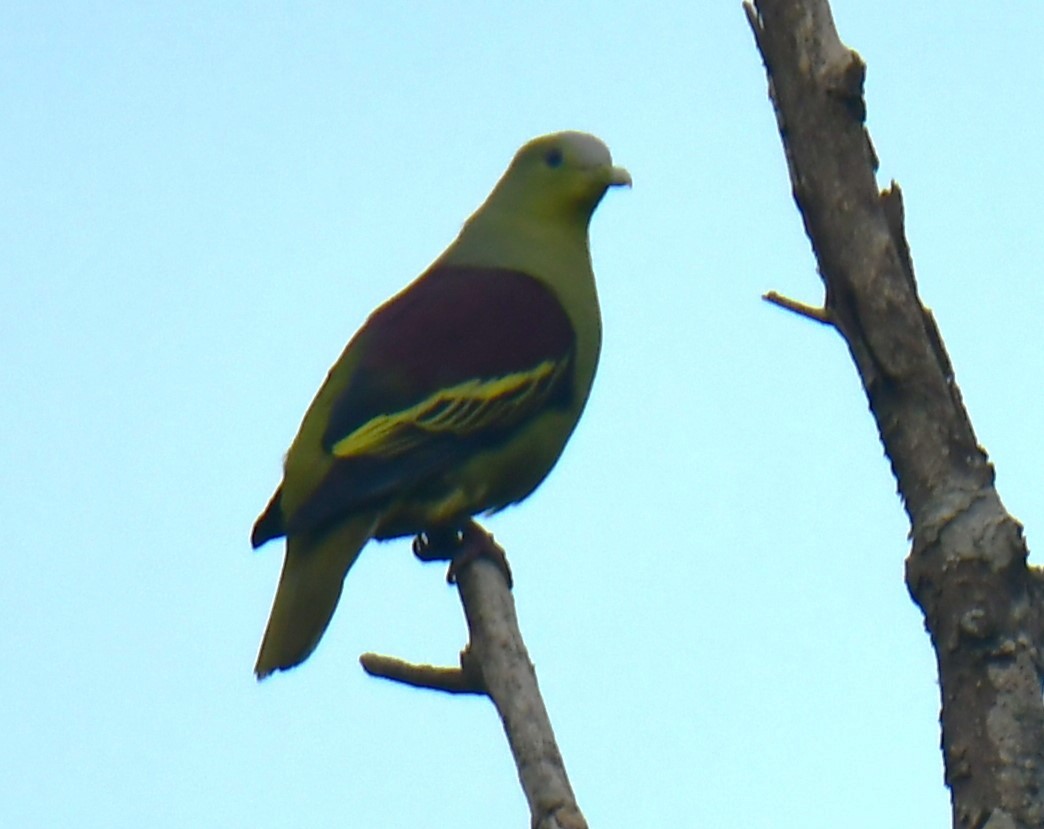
xmin=745 ymin=2 xmax=1044 ymax=827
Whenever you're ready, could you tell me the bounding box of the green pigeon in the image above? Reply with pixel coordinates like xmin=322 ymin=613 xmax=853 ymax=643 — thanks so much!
xmin=251 ymin=131 xmax=630 ymax=678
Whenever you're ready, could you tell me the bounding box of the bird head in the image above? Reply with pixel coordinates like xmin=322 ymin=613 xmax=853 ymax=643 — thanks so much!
xmin=488 ymin=131 xmax=631 ymax=224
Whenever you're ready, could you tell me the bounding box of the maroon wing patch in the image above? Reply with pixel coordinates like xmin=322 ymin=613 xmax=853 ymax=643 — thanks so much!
xmin=322 ymin=264 xmax=576 ymax=451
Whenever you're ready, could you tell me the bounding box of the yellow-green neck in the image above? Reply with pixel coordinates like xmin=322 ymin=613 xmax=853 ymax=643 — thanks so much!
xmin=436 ymin=207 xmax=602 ymax=405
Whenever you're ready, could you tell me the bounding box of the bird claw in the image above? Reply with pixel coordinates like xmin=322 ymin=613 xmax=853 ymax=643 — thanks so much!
xmin=447 ymin=523 xmax=513 ymax=588
xmin=411 ymin=522 xmax=513 ymax=588
xmin=412 ymin=528 xmax=463 ymax=561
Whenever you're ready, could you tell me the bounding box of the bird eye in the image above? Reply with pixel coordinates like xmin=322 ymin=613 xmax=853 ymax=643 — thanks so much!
xmin=544 ymin=148 xmax=564 ymax=168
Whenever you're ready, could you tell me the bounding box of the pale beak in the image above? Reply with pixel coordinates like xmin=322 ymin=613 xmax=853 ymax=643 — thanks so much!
xmin=609 ymin=163 xmax=630 ymax=186
xmin=608 ymin=166 xmax=632 ymax=188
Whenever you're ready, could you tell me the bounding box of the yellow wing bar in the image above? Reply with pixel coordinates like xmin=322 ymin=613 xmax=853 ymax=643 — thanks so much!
xmin=331 ymin=359 xmax=567 ymax=460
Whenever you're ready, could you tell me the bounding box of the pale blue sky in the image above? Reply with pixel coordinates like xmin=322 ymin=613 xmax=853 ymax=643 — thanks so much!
xmin=4 ymin=3 xmax=1043 ymax=827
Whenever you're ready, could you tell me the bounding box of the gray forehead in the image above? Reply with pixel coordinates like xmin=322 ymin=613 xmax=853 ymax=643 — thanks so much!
xmin=555 ymin=131 xmax=612 ymax=167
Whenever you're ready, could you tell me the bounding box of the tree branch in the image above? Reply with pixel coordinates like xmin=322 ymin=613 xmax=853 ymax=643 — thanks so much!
xmin=365 ymin=521 xmax=587 ymax=829
xmin=746 ymin=2 xmax=1044 ymax=827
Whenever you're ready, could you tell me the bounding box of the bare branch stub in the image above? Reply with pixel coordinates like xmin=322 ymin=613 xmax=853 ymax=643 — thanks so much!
xmin=747 ymin=1 xmax=1044 ymax=827
xmin=359 ymin=651 xmax=486 ymax=694
xmin=762 ymin=290 xmax=834 ymax=325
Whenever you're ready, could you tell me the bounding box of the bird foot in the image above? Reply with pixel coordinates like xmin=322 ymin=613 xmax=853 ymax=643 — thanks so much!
xmin=412 ymin=521 xmax=513 ymax=588
xmin=412 ymin=527 xmax=463 ymax=561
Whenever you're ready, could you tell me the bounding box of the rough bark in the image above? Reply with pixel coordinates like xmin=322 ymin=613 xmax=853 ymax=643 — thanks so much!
xmin=745 ymin=2 xmax=1044 ymax=827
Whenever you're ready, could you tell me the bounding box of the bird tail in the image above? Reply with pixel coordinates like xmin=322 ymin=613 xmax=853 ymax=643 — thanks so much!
xmin=254 ymin=514 xmax=378 ymax=679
